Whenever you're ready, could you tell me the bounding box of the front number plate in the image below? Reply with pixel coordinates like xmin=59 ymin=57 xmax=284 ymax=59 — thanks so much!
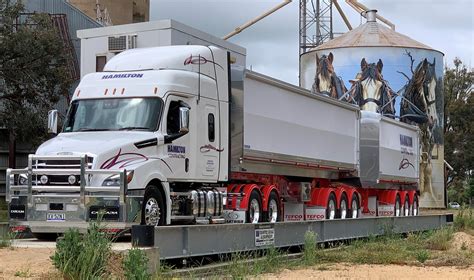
xmin=47 ymin=213 xmax=65 ymax=221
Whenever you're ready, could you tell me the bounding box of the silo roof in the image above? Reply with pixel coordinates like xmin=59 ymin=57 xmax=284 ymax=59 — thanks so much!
xmin=313 ymin=20 xmax=441 ymax=53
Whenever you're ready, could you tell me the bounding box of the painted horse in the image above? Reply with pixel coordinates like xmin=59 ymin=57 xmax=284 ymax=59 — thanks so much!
xmin=348 ymin=58 xmax=396 ymax=116
xmin=399 ymin=58 xmax=438 ymax=198
xmin=311 ymin=53 xmax=348 ymax=100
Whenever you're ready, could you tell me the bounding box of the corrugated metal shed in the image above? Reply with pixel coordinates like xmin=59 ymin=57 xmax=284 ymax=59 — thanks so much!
xmin=313 ymin=16 xmax=441 ymax=53
xmin=23 ymin=0 xmax=102 ymax=62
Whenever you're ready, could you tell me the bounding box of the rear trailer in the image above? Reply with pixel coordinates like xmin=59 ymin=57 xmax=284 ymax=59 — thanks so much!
xmin=230 ymin=70 xmax=360 ymax=179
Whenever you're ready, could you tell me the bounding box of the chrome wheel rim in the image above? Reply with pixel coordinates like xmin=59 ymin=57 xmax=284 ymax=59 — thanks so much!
xmin=249 ymin=198 xmax=260 ymax=223
xmin=351 ymin=199 xmax=358 ymax=218
xmin=328 ymin=199 xmax=336 ymax=220
xmin=413 ymin=201 xmax=418 ymax=216
xmin=144 ymin=197 xmax=160 ymax=226
xmin=395 ymin=200 xmax=401 ymax=217
xmin=268 ymin=199 xmax=278 ymax=223
xmin=340 ymin=200 xmax=347 ymax=219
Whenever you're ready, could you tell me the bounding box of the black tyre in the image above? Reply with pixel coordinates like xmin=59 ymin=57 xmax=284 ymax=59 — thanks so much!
xmin=142 ymin=186 xmax=165 ymax=226
xmin=326 ymin=193 xmax=337 ymax=220
xmin=338 ymin=194 xmax=349 ymax=219
xmin=246 ymin=190 xmax=262 ymax=223
xmin=350 ymin=194 xmax=360 ymax=219
xmin=375 ymin=197 xmax=379 ymax=217
xmin=403 ymin=195 xmax=410 ymax=216
xmin=394 ymin=194 xmax=401 ymax=217
xmin=412 ymin=195 xmax=419 ymax=216
xmin=265 ymin=191 xmax=281 ymax=223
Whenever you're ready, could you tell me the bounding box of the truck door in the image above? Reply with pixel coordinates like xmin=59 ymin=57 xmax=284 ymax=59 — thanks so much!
xmin=162 ymin=95 xmax=192 ymax=180
xmin=196 ymin=100 xmax=221 ymax=181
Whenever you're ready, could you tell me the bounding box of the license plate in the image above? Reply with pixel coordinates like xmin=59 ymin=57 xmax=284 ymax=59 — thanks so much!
xmin=47 ymin=213 xmax=65 ymax=221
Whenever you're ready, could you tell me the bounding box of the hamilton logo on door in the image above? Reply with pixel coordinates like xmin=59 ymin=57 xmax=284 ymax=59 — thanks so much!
xmin=200 ymin=144 xmax=224 ymax=153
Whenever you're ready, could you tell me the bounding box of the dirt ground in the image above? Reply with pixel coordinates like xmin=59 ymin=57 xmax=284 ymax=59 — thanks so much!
xmin=264 ymin=232 xmax=474 ymax=280
xmin=0 ymin=247 xmax=58 ymax=279
xmin=265 ymin=264 xmax=474 ymax=280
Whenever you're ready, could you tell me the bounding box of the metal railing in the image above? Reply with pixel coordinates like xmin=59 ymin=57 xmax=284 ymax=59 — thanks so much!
xmin=6 ymin=154 xmax=126 ymax=212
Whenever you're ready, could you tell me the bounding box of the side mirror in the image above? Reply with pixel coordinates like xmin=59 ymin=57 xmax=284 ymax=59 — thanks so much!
xmin=48 ymin=110 xmax=58 ymax=134
xmin=179 ymin=107 xmax=190 ymax=133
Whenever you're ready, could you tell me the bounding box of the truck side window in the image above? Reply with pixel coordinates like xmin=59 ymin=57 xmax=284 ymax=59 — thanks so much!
xmin=167 ymin=101 xmax=181 ymax=134
xmin=208 ymin=113 xmax=215 ymax=142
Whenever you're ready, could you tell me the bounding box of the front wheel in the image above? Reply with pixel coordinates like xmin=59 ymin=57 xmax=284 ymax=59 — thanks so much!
xmin=142 ymin=187 xmax=165 ymax=226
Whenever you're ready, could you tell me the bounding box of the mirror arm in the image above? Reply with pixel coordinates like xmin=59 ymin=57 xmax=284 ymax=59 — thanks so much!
xmin=164 ymin=131 xmax=189 ymax=144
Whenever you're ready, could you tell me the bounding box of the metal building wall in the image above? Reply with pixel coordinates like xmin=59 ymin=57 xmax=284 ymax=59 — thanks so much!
xmin=23 ymin=0 xmax=102 ymax=69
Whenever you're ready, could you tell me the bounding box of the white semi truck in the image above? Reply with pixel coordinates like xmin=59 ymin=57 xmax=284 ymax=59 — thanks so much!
xmin=6 ymin=32 xmax=420 ymax=237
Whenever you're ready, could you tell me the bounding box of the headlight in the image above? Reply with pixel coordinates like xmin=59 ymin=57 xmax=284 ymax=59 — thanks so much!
xmin=68 ymin=175 xmax=77 ymax=185
xmin=40 ymin=175 xmax=49 ymax=185
xmin=102 ymin=170 xmax=134 ymax=186
xmin=19 ymin=174 xmax=28 ymax=185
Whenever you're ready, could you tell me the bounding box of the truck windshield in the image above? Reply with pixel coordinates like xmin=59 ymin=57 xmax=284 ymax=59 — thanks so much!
xmin=63 ymin=97 xmax=162 ymax=132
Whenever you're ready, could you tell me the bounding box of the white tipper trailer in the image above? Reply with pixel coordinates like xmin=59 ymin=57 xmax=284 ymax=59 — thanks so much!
xmin=6 ymin=25 xmax=419 ymax=237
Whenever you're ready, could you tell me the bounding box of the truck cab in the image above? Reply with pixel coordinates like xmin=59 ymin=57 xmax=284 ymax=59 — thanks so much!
xmin=7 ymin=45 xmax=230 ymax=234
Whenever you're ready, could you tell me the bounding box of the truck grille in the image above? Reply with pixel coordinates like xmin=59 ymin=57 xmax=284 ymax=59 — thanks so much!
xmin=32 ymin=157 xmax=94 ymax=186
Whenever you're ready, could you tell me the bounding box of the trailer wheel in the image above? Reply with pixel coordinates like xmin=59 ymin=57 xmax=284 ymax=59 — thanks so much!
xmin=394 ymin=194 xmax=401 ymax=217
xmin=412 ymin=195 xmax=419 ymax=216
xmin=142 ymin=187 xmax=165 ymax=226
xmin=403 ymin=195 xmax=410 ymax=216
xmin=339 ymin=194 xmax=348 ymax=219
xmin=326 ymin=193 xmax=336 ymax=220
xmin=265 ymin=191 xmax=281 ymax=223
xmin=247 ymin=190 xmax=262 ymax=224
xmin=350 ymin=194 xmax=360 ymax=218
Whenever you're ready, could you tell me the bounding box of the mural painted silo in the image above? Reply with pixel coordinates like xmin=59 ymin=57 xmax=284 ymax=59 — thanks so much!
xmin=300 ymin=10 xmax=445 ymax=208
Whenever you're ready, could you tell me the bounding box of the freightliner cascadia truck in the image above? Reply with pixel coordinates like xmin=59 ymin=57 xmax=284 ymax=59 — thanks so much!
xmin=6 ymin=45 xmax=420 ymax=235
xmin=6 ymin=24 xmax=420 ymax=237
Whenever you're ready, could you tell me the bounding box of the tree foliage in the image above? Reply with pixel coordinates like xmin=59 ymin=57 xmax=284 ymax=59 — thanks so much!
xmin=0 ymin=0 xmax=71 ymax=144
xmin=444 ymin=58 xmax=474 ymax=202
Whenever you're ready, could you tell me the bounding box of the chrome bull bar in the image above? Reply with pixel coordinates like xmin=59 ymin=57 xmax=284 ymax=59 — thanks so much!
xmin=6 ymin=155 xmax=128 ymax=226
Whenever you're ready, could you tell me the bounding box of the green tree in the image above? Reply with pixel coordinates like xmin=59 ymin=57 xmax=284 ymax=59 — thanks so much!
xmin=0 ymin=0 xmax=72 ymax=167
xmin=444 ymin=58 xmax=474 ymax=203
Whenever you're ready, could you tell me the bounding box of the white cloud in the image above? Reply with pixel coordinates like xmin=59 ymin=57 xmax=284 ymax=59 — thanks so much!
xmin=151 ymin=0 xmax=473 ymax=83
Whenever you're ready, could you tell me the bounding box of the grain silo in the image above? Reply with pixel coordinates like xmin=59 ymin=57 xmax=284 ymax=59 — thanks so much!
xmin=300 ymin=10 xmax=445 ymax=208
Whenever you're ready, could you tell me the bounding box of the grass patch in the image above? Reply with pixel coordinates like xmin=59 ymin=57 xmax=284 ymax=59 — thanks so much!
xmin=51 ymin=220 xmax=112 ymax=280
xmin=0 ymin=231 xmax=14 ymax=248
xmin=415 ymin=250 xmax=430 ymax=263
xmin=312 ymin=226 xmax=473 ymax=267
xmin=454 ymin=208 xmax=474 ymax=231
xmin=14 ymin=267 xmax=31 ymax=278
xmin=224 ymin=247 xmax=286 ymax=278
xmin=424 ymin=227 xmax=454 ymax=251
xmin=303 ymin=231 xmax=318 ymax=265
xmin=123 ymin=248 xmax=151 ymax=280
